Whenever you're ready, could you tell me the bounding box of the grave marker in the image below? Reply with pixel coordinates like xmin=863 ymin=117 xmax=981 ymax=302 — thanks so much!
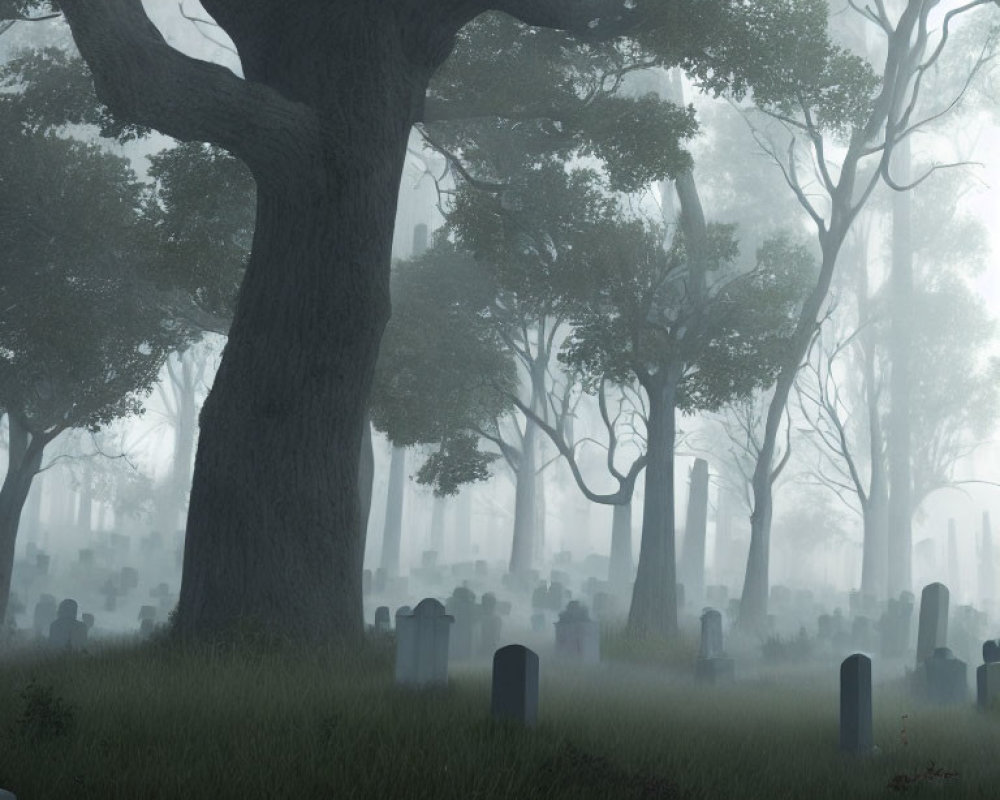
xmin=395 ymin=598 xmax=453 ymax=687
xmin=916 ymin=583 xmax=949 ymax=665
xmin=840 ymin=653 xmax=873 ymax=754
xmin=48 ymin=598 xmax=87 ymax=652
xmin=491 ymin=644 xmax=539 ymax=727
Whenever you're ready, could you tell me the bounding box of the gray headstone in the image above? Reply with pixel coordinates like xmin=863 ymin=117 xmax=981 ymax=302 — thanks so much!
xmin=138 ymin=605 xmax=157 ymax=622
xmin=977 ymin=662 xmax=1000 ymax=710
xmin=554 ymin=601 xmax=599 ymax=664
xmin=983 ymin=639 xmax=1000 ymax=664
xmin=491 ymin=644 xmax=539 ymax=727
xmin=916 ymin=583 xmax=949 ymax=665
xmin=32 ymin=594 xmax=57 ymax=637
xmin=840 ymin=653 xmax=873 ymax=754
xmin=48 ymin=599 xmax=87 ymax=652
xmin=699 ymin=609 xmax=724 ymax=659
xmin=924 ymin=647 xmax=967 ymax=705
xmin=394 ymin=597 xmax=453 ymax=687
xmin=446 ymin=587 xmax=477 ymax=661
xmin=374 ymin=606 xmax=391 ymax=634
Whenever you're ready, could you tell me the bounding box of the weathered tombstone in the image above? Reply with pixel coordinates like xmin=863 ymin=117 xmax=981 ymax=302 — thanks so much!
xmin=120 ymin=567 xmax=139 ymax=591
xmin=395 ymin=606 xmax=412 ymax=630
xmin=925 ymin=647 xmax=967 ymax=705
xmin=32 ymin=594 xmax=57 ymax=637
xmin=491 ymin=644 xmax=539 ymax=727
xmin=139 ymin=618 xmax=155 ymax=636
xmin=99 ymin=579 xmax=119 ymax=612
xmin=976 ymin=640 xmax=1000 ymax=710
xmin=554 ymin=601 xmax=599 ymax=664
xmin=48 ymin=599 xmax=87 ymax=652
xmin=916 ymin=583 xmax=949 ymax=665
xmin=840 ymin=653 xmax=873 ymax=754
xmin=138 ymin=605 xmax=157 ymax=623
xmin=362 ymin=569 xmax=372 ymax=596
xmin=374 ymin=606 xmax=391 ymax=634
xmin=695 ymin=608 xmax=735 ymax=684
xmin=150 ymin=582 xmax=172 ymax=609
xmin=395 ymin=598 xmax=453 ymax=687
xmin=81 ymin=613 xmax=95 ymax=630
xmin=446 ymin=586 xmax=477 ymax=661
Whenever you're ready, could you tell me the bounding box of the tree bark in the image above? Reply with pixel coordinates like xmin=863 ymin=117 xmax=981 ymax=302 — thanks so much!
xmin=509 ymin=414 xmax=537 ymax=576
xmin=627 ymin=368 xmax=680 ymax=638
xmin=609 ymin=500 xmax=633 ymax=592
xmin=380 ymin=445 xmax=407 ymax=578
xmin=887 ymin=137 xmax=913 ymax=599
xmin=678 ymin=457 xmax=709 ymax=610
xmin=0 ymin=415 xmax=48 ymax=628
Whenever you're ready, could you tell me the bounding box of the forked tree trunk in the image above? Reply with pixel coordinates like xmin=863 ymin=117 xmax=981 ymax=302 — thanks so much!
xmin=509 ymin=415 xmax=537 ymax=576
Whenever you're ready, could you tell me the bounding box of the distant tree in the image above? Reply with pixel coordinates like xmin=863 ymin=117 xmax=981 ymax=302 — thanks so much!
xmin=0 ymin=51 xmax=189 ymax=626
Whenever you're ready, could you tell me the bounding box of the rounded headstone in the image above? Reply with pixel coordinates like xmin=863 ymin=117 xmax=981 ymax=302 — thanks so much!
xmin=984 ymin=639 xmax=1000 ymax=664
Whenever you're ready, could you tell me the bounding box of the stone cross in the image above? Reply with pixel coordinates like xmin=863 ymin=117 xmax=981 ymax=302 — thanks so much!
xmin=916 ymin=582 xmax=949 ymax=665
xmin=491 ymin=644 xmax=539 ymax=727
xmin=840 ymin=653 xmax=873 ymax=753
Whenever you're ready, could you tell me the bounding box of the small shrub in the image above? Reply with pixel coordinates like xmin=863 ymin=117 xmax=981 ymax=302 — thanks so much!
xmin=13 ymin=679 xmax=76 ymax=742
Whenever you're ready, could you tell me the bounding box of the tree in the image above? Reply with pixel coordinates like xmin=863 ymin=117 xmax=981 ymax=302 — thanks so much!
xmin=0 ymin=51 xmax=187 ymax=627
xmin=53 ymin=0 xmax=735 ymax=645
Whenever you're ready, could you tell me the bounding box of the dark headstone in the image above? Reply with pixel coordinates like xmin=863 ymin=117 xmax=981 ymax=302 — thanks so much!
xmin=840 ymin=653 xmax=873 ymax=754
xmin=491 ymin=644 xmax=539 ymax=727
xmin=916 ymin=583 xmax=949 ymax=665
xmin=983 ymin=639 xmax=1000 ymax=664
xmin=374 ymin=606 xmax=391 ymax=634
xmin=924 ymin=647 xmax=967 ymax=705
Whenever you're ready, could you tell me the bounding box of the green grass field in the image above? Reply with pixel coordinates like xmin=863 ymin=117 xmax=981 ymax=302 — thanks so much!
xmin=0 ymin=629 xmax=998 ymax=799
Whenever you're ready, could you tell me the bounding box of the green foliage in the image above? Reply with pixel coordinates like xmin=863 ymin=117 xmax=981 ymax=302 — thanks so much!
xmin=370 ymin=240 xmax=516 ymax=493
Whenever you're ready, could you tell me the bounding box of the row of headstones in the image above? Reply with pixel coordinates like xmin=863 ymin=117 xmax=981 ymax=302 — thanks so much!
xmin=392 ymin=598 xmax=601 ymax=684
xmin=28 ymin=595 xmax=164 ymax=646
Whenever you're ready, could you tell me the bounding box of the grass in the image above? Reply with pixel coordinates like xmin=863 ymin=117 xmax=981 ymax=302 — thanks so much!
xmin=0 ymin=630 xmax=999 ymax=799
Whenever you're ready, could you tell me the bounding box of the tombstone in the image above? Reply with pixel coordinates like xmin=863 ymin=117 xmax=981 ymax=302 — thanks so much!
xmin=412 ymin=222 xmax=429 ymax=256
xmin=530 ymin=612 xmax=546 ymax=633
xmin=374 ymin=567 xmax=387 ymax=594
xmin=120 ymin=567 xmax=139 ymax=591
xmin=394 ymin=598 xmax=453 ymax=687
xmin=35 ymin=553 xmax=50 ymax=576
xmin=374 ymin=606 xmax=391 ymax=634
xmin=446 ymin=587 xmax=477 ymax=661
xmin=32 ymin=594 xmax=57 ymax=637
xmin=840 ymin=654 xmax=873 ymax=754
xmin=139 ymin=618 xmax=155 ymax=637
xmin=395 ymin=606 xmax=412 ymax=630
xmin=695 ymin=608 xmax=735 ymax=684
xmin=138 ymin=605 xmax=157 ymax=623
xmin=924 ymin=647 xmax=967 ymax=705
xmin=150 ymin=582 xmax=172 ymax=609
xmin=99 ymin=578 xmax=119 ymax=612
xmin=977 ymin=640 xmax=1000 ymax=710
xmin=81 ymin=613 xmax=95 ymax=630
xmin=880 ymin=592 xmax=914 ymax=657
xmin=554 ymin=601 xmax=599 ymax=664
xmin=916 ymin=583 xmax=949 ymax=665
xmin=362 ymin=569 xmax=372 ymax=596
xmin=48 ymin=599 xmax=88 ymax=652
xmin=491 ymin=645 xmax=539 ymax=727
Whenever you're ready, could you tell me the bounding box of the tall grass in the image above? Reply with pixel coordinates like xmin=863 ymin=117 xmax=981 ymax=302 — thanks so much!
xmin=0 ymin=633 xmax=998 ymax=799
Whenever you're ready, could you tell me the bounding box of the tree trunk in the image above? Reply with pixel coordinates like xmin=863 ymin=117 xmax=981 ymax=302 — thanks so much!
xmin=429 ymin=494 xmax=445 ymax=554
xmin=380 ymin=444 xmax=406 ymax=578
xmin=608 ymin=500 xmax=633 ymax=592
xmin=170 ymin=352 xmax=198 ymax=535
xmin=628 ymin=369 xmax=680 ymax=638
xmin=860 ymin=486 xmax=888 ymax=602
xmin=21 ymin=470 xmax=43 ymax=544
xmin=359 ymin=415 xmax=374 ymax=548
xmin=77 ymin=461 xmax=93 ymax=536
xmin=887 ymin=137 xmax=913 ymax=599
xmin=509 ymin=415 xmax=537 ymax=576
xmin=679 ymin=458 xmax=709 ymax=610
xmin=175 ymin=72 xmax=417 ymax=642
xmin=0 ymin=416 xmax=47 ymax=627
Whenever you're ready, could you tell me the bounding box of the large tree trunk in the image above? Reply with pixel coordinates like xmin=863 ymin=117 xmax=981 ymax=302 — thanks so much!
xmin=380 ymin=444 xmax=407 ymax=577
xmin=887 ymin=137 xmax=913 ymax=599
xmin=359 ymin=415 xmax=374 ymax=549
xmin=627 ymin=369 xmax=680 ymax=638
xmin=169 ymin=352 xmax=199 ymax=535
xmin=0 ymin=416 xmax=47 ymax=628
xmin=608 ymin=500 xmax=633 ymax=592
xmin=678 ymin=458 xmax=709 ymax=610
